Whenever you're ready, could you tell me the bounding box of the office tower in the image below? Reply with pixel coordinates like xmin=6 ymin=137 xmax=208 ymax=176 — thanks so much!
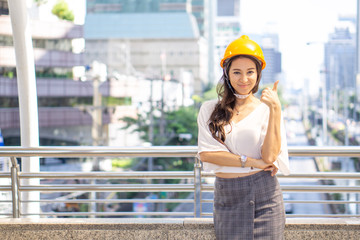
xmin=86 ymin=0 xmax=205 ymax=36
xmin=0 ymin=9 xmax=112 ymax=146
xmin=258 ymin=34 xmax=282 ymax=85
xmin=0 ymin=0 xmax=8 ymax=15
xmin=325 ymin=22 xmax=356 ymax=92
xmin=324 ymin=19 xmax=356 ymax=124
xmin=213 ymin=0 xmax=241 ymax=83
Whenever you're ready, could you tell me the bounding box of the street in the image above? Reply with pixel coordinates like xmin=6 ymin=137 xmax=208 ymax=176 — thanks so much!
xmin=281 ymin=105 xmax=328 ymax=215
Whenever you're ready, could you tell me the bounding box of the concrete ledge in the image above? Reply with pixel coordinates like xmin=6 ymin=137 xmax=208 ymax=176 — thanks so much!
xmin=0 ymin=218 xmax=359 ymax=239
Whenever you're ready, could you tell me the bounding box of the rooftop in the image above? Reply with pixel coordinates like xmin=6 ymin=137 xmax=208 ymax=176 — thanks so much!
xmin=84 ymin=12 xmax=200 ymax=40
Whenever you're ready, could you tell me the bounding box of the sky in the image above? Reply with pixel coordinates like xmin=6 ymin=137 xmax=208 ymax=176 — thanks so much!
xmin=240 ymin=0 xmax=357 ymax=95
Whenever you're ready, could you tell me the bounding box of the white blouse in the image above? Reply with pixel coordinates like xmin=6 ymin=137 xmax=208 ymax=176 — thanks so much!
xmin=197 ymin=99 xmax=290 ymax=175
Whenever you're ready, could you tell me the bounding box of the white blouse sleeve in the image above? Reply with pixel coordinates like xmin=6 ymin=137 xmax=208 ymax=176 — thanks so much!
xmin=260 ymin=111 xmax=290 ymax=175
xmin=197 ymin=101 xmax=230 ymax=155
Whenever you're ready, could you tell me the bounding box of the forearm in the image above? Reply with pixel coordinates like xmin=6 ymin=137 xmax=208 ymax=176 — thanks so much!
xmin=262 ymin=107 xmax=282 ymax=163
xmin=199 ymin=151 xmax=262 ymax=168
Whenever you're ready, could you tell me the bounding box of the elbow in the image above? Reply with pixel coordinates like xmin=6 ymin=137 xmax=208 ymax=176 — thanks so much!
xmin=262 ymin=152 xmax=280 ymax=164
xmin=199 ymin=152 xmax=209 ymax=162
xmin=266 ymin=155 xmax=277 ymax=164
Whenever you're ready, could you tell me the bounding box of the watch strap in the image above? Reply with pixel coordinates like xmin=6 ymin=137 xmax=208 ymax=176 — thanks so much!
xmin=240 ymin=155 xmax=247 ymax=168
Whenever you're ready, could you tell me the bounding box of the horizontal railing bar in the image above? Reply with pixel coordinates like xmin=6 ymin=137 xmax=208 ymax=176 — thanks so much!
xmin=202 ymin=184 xmax=360 ymax=192
xmin=22 ymin=211 xmax=195 ymax=216
xmin=200 ymin=212 xmax=360 ymax=218
xmin=20 ymin=184 xmax=194 ymax=192
xmin=201 ymin=199 xmax=360 ymax=204
xmin=0 ymin=146 xmax=198 ymax=158
xmin=200 ymin=212 xmax=212 ymax=216
xmin=288 ymin=146 xmax=360 ymax=156
xmin=1 ymin=146 xmax=360 ymax=219
xmin=22 ymin=199 xmax=194 ymax=203
xmin=1 ymin=146 xmax=360 ymax=158
xmin=19 ymin=171 xmax=194 ymax=179
xmin=278 ymin=172 xmax=360 ymax=179
xmin=285 ymin=214 xmax=360 ymax=218
xmin=284 ymin=200 xmax=360 ymax=204
xmin=281 ymin=185 xmax=360 ymax=192
xmin=15 ymin=172 xmax=360 ymax=180
xmin=201 ymin=172 xmax=360 ymax=179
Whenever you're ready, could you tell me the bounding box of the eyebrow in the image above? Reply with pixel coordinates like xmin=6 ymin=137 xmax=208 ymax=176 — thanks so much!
xmin=231 ymin=68 xmax=256 ymax=71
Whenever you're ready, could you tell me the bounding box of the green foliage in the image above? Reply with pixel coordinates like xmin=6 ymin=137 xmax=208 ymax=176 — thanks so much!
xmin=192 ymin=84 xmax=217 ymax=106
xmin=34 ymin=0 xmax=48 ymax=6
xmin=103 ymin=97 xmax=131 ymax=106
xmin=121 ymin=105 xmax=198 ymax=146
xmin=51 ymin=0 xmax=74 ymax=22
xmin=112 ymin=158 xmax=134 ymax=169
xmin=202 ymin=85 xmax=218 ymax=101
xmin=167 ymin=106 xmax=199 ymax=145
xmin=120 ymin=105 xmax=199 ymax=171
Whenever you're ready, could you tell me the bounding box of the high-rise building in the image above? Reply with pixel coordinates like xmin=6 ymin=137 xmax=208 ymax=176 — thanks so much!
xmin=0 ymin=0 xmax=8 ymax=15
xmin=0 ymin=12 xmax=112 ymax=146
xmin=84 ymin=11 xmax=206 ymax=93
xmin=255 ymin=34 xmax=282 ymax=85
xmin=86 ymin=0 xmax=205 ymax=36
xmin=325 ymin=23 xmax=356 ymax=92
xmin=213 ymin=0 xmax=241 ymax=82
xmin=213 ymin=1 xmax=282 ymax=86
xmin=217 ymin=0 xmax=240 ymax=16
xmin=324 ymin=20 xmax=356 ymax=122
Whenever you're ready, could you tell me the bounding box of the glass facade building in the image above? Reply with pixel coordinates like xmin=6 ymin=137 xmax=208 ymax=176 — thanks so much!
xmin=0 ymin=0 xmax=8 ymax=16
xmin=87 ymin=0 xmax=205 ymax=35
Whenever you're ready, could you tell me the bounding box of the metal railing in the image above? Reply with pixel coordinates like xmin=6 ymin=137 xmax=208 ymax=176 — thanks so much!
xmin=0 ymin=146 xmax=359 ymax=218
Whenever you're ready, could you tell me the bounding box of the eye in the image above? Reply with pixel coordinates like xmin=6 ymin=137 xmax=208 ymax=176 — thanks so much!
xmin=233 ymin=71 xmax=241 ymax=75
xmin=247 ymin=71 xmax=255 ymax=75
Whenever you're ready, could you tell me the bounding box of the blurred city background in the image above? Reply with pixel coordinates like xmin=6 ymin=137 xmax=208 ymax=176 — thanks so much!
xmin=0 ymin=0 xmax=359 ymax=217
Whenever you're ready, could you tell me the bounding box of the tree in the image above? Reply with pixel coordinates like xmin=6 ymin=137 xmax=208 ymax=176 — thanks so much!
xmin=121 ymin=105 xmax=199 ymax=171
xmin=51 ymin=0 xmax=74 ymax=22
xmin=121 ymin=106 xmax=198 ymax=146
xmin=34 ymin=0 xmax=48 ymax=6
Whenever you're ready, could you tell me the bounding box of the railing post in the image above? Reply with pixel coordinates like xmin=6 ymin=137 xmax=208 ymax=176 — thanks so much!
xmin=194 ymin=156 xmax=202 ymax=218
xmin=10 ymin=157 xmax=20 ymax=218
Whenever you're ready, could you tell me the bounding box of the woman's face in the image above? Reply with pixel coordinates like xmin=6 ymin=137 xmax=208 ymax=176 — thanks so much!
xmin=228 ymin=57 xmax=258 ymax=95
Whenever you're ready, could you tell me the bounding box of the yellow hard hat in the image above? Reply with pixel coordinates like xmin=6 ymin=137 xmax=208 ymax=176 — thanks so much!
xmin=220 ymin=35 xmax=266 ymax=69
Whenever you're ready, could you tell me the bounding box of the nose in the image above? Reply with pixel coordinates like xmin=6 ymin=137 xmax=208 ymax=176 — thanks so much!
xmin=239 ymin=74 xmax=248 ymax=83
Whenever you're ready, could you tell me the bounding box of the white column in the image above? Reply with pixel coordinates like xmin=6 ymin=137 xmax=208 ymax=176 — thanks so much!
xmin=7 ymin=0 xmax=40 ymax=217
xmin=357 ymin=0 xmax=360 ymax=87
xmin=356 ymin=0 xmax=360 ymax=215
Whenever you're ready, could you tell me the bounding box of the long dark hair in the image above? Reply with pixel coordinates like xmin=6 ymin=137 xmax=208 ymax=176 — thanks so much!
xmin=208 ymin=55 xmax=263 ymax=144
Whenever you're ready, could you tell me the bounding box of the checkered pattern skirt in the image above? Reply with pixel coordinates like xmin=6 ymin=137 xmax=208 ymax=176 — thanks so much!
xmin=214 ymin=170 xmax=285 ymax=240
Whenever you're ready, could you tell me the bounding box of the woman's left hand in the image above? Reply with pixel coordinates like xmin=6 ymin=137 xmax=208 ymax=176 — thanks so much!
xmin=260 ymin=80 xmax=281 ymax=110
xmin=264 ymin=165 xmax=278 ymax=176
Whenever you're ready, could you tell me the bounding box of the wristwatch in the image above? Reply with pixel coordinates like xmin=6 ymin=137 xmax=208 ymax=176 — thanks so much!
xmin=240 ymin=155 xmax=247 ymax=168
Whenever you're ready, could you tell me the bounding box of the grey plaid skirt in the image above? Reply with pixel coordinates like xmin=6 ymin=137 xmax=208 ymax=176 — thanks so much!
xmin=214 ymin=170 xmax=285 ymax=240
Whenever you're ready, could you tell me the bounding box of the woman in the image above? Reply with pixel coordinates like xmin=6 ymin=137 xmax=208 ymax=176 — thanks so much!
xmin=197 ymin=35 xmax=290 ymax=240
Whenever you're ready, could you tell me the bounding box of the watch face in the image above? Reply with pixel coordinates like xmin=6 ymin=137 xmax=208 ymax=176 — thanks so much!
xmin=240 ymin=155 xmax=246 ymax=168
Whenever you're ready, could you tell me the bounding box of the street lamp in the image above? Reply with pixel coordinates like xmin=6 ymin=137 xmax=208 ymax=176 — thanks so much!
xmin=319 ymin=69 xmax=328 ymax=145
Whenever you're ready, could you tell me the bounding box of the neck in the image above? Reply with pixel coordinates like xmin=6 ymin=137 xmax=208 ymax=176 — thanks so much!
xmin=235 ymin=93 xmax=255 ymax=106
